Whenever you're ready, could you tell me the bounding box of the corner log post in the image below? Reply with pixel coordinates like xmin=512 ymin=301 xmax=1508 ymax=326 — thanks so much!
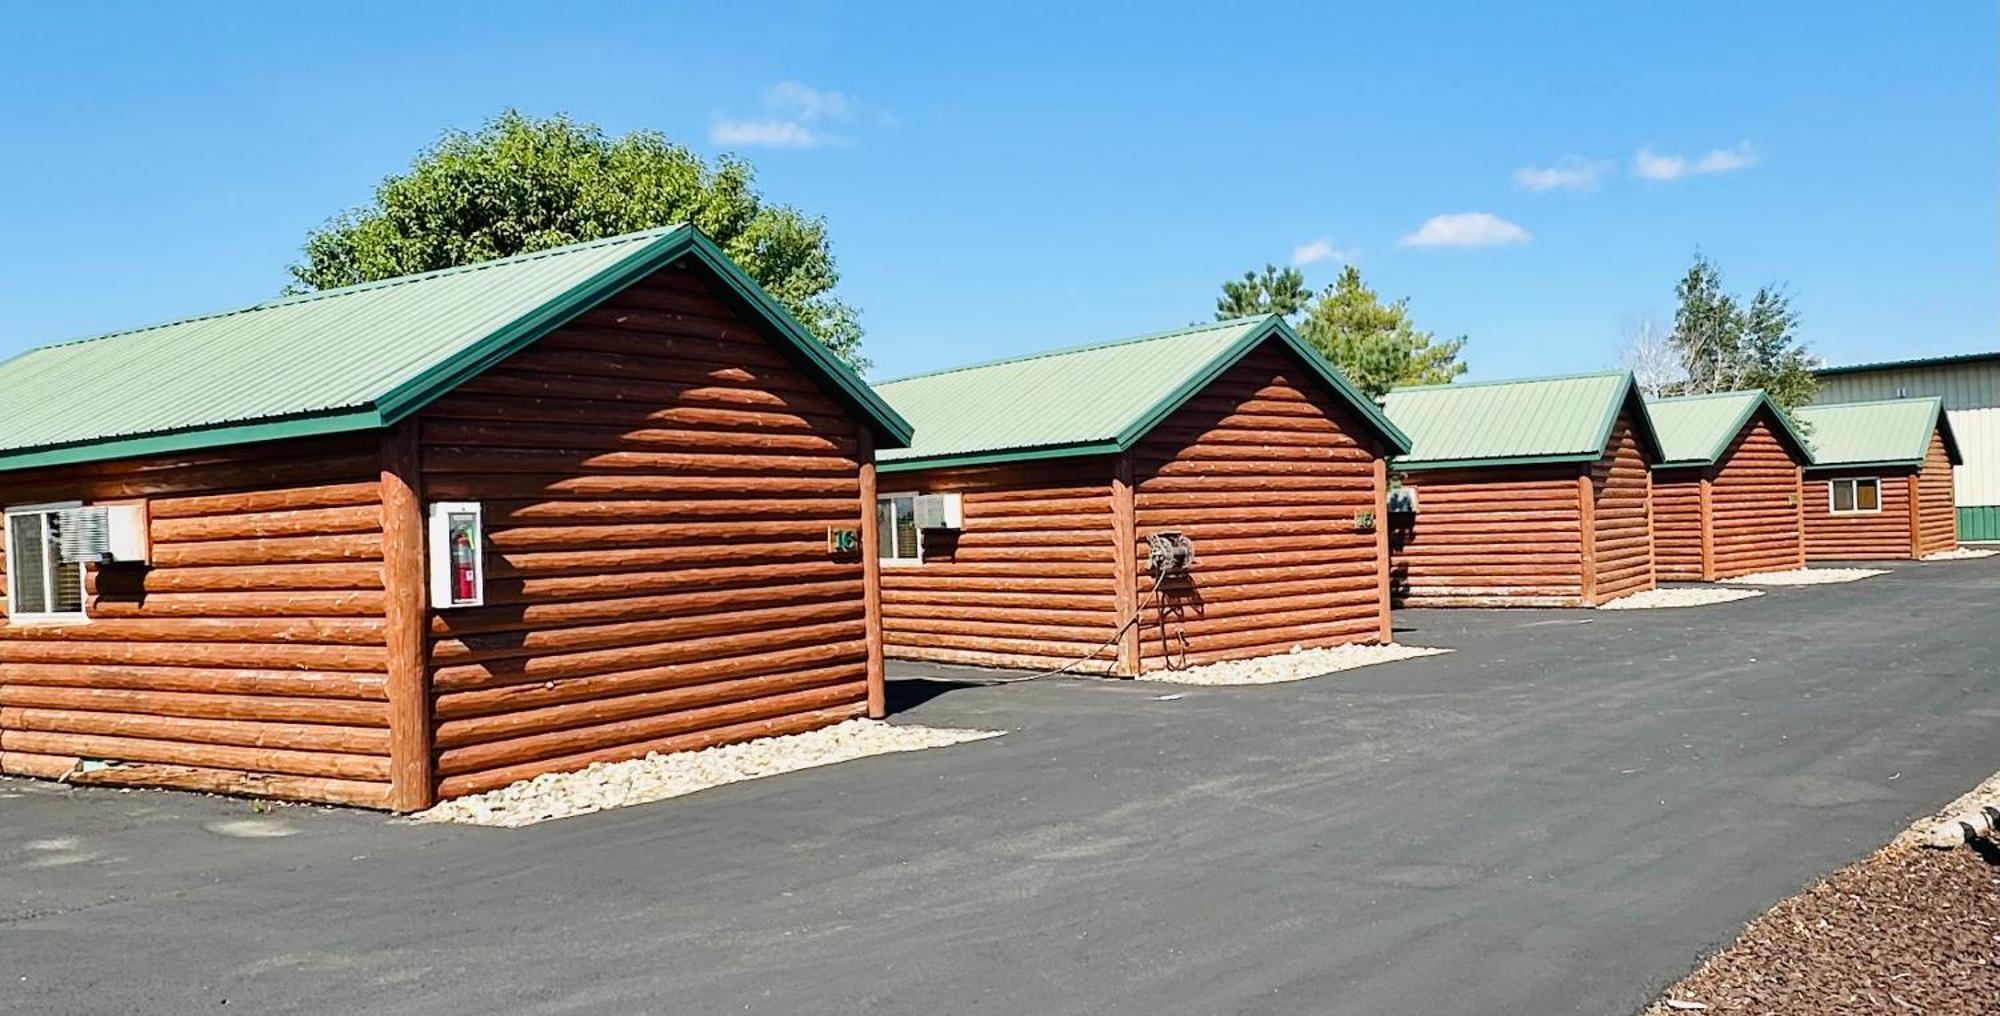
xmin=380 ymin=421 xmax=436 ymax=812
xmin=1697 ymin=475 xmax=1716 ymax=582
xmin=1111 ymin=452 xmax=1140 ymax=676
xmin=1576 ymin=471 xmax=1598 ymax=605
xmin=1906 ymin=474 xmax=1924 ymax=559
xmin=858 ymin=425 xmax=886 ymax=717
xmin=1372 ymin=457 xmax=1392 ymax=643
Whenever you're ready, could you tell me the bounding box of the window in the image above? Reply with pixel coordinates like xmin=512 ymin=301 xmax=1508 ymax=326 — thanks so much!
xmin=876 ymin=493 xmax=921 ymax=564
xmin=1828 ymin=477 xmax=1881 ymax=515
xmin=5 ymin=504 xmax=86 ymax=620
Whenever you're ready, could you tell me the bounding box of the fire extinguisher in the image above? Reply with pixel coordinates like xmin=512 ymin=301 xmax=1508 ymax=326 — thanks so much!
xmin=450 ymin=523 xmax=477 ymax=603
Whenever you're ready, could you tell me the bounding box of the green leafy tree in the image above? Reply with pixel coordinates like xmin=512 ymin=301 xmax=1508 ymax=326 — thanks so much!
xmin=1216 ymin=264 xmax=1312 ymax=320
xmin=1666 ymin=254 xmax=1817 ymax=409
xmin=1296 ymin=266 xmax=1468 ymax=396
xmin=289 ymin=110 xmax=868 ymax=368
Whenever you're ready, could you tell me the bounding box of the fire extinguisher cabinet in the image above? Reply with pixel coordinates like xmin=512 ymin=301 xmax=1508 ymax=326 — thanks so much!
xmin=427 ymin=501 xmax=484 ymax=608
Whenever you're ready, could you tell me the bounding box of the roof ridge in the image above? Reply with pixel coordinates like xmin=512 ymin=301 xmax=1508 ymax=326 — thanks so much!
xmin=1798 ymin=394 xmax=1944 ymax=411
xmin=1645 ymin=389 xmax=1764 ymax=404
xmin=1389 ymin=369 xmax=1629 ymax=394
xmin=26 ymin=225 xmax=689 ymax=354
xmin=877 ymin=316 xmax=1272 ymax=386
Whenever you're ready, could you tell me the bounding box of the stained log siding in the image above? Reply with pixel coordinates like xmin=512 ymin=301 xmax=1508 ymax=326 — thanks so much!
xmin=1805 ymin=471 xmax=1915 ymax=560
xmin=1651 ymin=469 xmax=1707 ymax=582
xmin=877 ymin=458 xmax=1121 ymax=673
xmin=418 ymin=259 xmax=873 ymax=799
xmin=1130 ymin=342 xmax=1390 ymax=669
xmin=1586 ymin=413 xmax=1655 ymax=604
xmin=0 ymin=434 xmax=394 ymax=808
xmin=1651 ymin=414 xmax=1806 ymax=582
xmin=1389 ymin=466 xmax=1586 ymax=606
xmin=1706 ymin=414 xmax=1806 ymax=578
xmin=1916 ymin=430 xmax=1957 ymax=555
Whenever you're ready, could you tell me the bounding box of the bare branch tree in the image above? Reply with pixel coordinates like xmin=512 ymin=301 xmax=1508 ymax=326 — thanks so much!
xmin=1619 ymin=317 xmax=1686 ymax=397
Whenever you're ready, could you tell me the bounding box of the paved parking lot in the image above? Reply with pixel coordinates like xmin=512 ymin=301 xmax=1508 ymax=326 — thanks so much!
xmin=5 ymin=560 xmax=1998 ymax=1016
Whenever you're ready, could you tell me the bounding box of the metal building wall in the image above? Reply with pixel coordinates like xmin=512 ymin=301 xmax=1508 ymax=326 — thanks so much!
xmin=1814 ymin=359 xmax=2000 ymax=540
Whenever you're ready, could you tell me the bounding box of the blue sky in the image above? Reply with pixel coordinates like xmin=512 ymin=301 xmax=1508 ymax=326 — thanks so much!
xmin=2 ymin=2 xmax=1993 ymax=380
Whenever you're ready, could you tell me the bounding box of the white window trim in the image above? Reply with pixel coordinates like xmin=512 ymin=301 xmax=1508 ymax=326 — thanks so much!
xmin=1827 ymin=476 xmax=1882 ymax=516
xmin=876 ymin=491 xmax=924 ymax=566
xmin=4 ymin=501 xmax=89 ymax=623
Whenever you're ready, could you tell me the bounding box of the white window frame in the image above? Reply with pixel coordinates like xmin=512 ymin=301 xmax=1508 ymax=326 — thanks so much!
xmin=1827 ymin=476 xmax=1882 ymax=515
xmin=4 ymin=502 xmax=88 ymax=623
xmin=876 ymin=491 xmax=924 ymax=566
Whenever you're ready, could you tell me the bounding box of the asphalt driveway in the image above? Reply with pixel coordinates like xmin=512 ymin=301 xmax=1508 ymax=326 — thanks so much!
xmin=5 ymin=560 xmax=1999 ymax=1016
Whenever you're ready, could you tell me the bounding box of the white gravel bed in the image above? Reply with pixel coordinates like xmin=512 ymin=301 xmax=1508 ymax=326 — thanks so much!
xmin=1725 ymin=567 xmax=1889 ymax=585
xmin=416 ymin=719 xmax=1004 ymax=828
xmin=1135 ymin=643 xmax=1451 ymax=686
xmin=1921 ymin=547 xmax=1997 ymax=561
xmin=1597 ymin=587 xmax=1765 ymax=610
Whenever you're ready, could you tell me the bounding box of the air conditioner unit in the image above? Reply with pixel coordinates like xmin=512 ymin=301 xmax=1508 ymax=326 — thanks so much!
xmin=1387 ymin=487 xmax=1420 ymax=514
xmin=57 ymin=505 xmax=150 ymax=564
xmin=914 ymin=493 xmax=963 ymax=529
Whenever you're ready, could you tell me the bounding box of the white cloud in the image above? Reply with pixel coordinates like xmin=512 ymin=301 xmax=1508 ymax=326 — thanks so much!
xmin=709 ymin=81 xmax=868 ymax=149
xmin=1290 ymin=237 xmax=1351 ymax=266
xmin=1514 ymin=157 xmax=1611 ymax=192
xmin=1633 ymin=142 xmax=1757 ymax=181
xmin=1398 ymin=212 xmax=1532 ymax=250
xmin=708 ymin=119 xmax=831 ymax=148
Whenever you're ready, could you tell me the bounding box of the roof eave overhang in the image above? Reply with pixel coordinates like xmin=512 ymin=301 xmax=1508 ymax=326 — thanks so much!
xmin=1392 ymin=452 xmax=1603 ymax=472
xmin=1804 ymin=459 xmax=1923 ymax=473
xmin=0 ymin=408 xmax=386 ymax=474
xmin=878 ymin=439 xmax=1126 ymax=474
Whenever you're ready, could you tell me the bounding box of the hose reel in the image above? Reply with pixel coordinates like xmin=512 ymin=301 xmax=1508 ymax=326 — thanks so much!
xmin=1145 ymin=531 xmax=1194 ymax=578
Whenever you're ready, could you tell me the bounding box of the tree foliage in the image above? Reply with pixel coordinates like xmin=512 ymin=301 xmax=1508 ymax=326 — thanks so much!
xmin=289 ymin=110 xmax=867 ymax=368
xmin=1214 ymin=264 xmax=1467 ymax=396
xmin=1216 ymin=264 xmax=1312 ymax=319
xmin=1662 ymin=254 xmax=1817 ymax=409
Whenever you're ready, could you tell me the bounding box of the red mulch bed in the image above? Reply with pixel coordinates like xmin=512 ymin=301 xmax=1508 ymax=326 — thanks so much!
xmin=1652 ymin=844 xmax=2000 ymax=1014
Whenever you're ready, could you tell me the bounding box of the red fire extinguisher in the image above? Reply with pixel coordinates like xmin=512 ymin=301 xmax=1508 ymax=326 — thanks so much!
xmin=450 ymin=522 xmax=477 ymax=603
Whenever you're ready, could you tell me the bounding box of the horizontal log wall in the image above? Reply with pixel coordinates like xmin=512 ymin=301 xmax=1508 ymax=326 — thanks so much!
xmin=420 ymin=258 xmax=871 ymax=799
xmin=1587 ymin=412 xmax=1655 ymax=604
xmin=1707 ymin=413 xmax=1806 ymax=579
xmin=0 ymin=434 xmax=394 ymax=808
xmin=1804 ymin=469 xmax=1916 ymax=560
xmin=1652 ymin=469 xmax=1707 ymax=582
xmin=1916 ymin=430 xmax=1958 ymax=555
xmin=1132 ymin=341 xmax=1390 ymax=669
xmin=1389 ymin=465 xmax=1587 ymax=606
xmin=877 ymin=458 xmax=1121 ymax=673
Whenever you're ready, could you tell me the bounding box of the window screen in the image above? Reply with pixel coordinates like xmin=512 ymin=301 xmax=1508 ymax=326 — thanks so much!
xmin=877 ymin=495 xmax=920 ymax=563
xmin=6 ymin=507 xmax=85 ymax=617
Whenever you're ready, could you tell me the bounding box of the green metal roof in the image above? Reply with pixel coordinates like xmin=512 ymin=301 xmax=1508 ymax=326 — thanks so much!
xmin=0 ymin=225 xmax=910 ymax=473
xmin=1644 ymin=390 xmax=1814 ymax=468
xmin=1793 ymin=397 xmax=1962 ymax=470
xmin=1381 ymin=371 xmax=1662 ymax=470
xmin=873 ymin=316 xmax=1409 ymax=472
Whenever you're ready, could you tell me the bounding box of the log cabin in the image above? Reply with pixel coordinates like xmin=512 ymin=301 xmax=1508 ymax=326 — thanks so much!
xmin=1380 ymin=372 xmax=1663 ymax=607
xmin=869 ymin=316 xmax=1411 ymax=675
xmin=1792 ymin=397 xmax=1962 ymax=561
xmin=0 ymin=225 xmax=914 ymax=811
xmin=1646 ymin=390 xmax=1814 ymax=581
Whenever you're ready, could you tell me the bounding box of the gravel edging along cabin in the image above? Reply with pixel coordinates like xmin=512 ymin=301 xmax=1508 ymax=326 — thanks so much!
xmin=0 ymin=225 xmax=920 ymax=813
